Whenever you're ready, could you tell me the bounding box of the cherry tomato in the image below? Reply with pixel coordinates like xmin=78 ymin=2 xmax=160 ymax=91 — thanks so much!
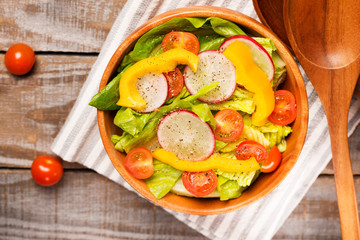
xmin=124 ymin=147 xmax=154 ymax=179
xmin=268 ymin=90 xmax=297 ymax=126
xmin=31 ymin=156 xmax=63 ymax=186
xmin=214 ymin=109 xmax=244 ymax=142
xmin=5 ymin=43 xmax=35 ymax=75
xmin=182 ymin=170 xmax=218 ymax=197
xmin=235 ymin=140 xmax=267 ymax=163
xmin=164 ymin=68 xmax=184 ymax=98
xmin=261 ymin=146 xmax=282 ymax=173
xmin=162 ymin=31 xmax=200 ymax=55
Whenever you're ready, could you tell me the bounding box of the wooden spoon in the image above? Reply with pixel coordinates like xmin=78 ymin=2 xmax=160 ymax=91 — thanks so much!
xmin=252 ymin=0 xmax=291 ymax=50
xmin=283 ymin=0 xmax=360 ymax=239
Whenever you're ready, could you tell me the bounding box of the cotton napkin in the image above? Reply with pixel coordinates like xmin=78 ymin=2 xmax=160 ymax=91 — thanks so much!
xmin=51 ymin=0 xmax=360 ymax=239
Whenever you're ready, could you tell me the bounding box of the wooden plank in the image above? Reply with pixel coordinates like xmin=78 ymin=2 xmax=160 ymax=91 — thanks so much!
xmin=275 ymin=175 xmax=360 ymax=239
xmin=1 ymin=170 xmax=358 ymax=239
xmin=0 ymin=170 xmax=207 ymax=240
xmin=0 ymin=0 xmax=126 ymax=52
xmin=0 ymin=54 xmax=93 ymax=168
xmin=323 ymin=124 xmax=360 ymax=174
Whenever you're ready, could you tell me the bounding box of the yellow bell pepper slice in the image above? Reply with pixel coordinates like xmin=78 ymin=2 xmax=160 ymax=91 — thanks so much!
xmin=152 ymin=148 xmax=260 ymax=172
xmin=219 ymin=137 xmax=245 ymax=153
xmin=223 ymin=41 xmax=275 ymax=126
xmin=117 ymin=48 xmax=199 ymax=111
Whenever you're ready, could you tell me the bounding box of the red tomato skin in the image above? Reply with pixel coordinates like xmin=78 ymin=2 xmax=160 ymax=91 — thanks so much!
xmin=268 ymin=90 xmax=297 ymax=126
xmin=182 ymin=170 xmax=218 ymax=197
xmin=235 ymin=140 xmax=268 ymax=163
xmin=261 ymin=145 xmax=282 ymax=173
xmin=31 ymin=156 xmax=63 ymax=186
xmin=214 ymin=109 xmax=244 ymax=143
xmin=162 ymin=31 xmax=200 ymax=55
xmin=124 ymin=147 xmax=154 ymax=179
xmin=164 ymin=68 xmax=184 ymax=98
xmin=5 ymin=43 xmax=35 ymax=75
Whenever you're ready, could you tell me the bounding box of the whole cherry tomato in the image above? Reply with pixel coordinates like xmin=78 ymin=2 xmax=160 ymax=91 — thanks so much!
xmin=31 ymin=156 xmax=63 ymax=186
xmin=5 ymin=43 xmax=35 ymax=75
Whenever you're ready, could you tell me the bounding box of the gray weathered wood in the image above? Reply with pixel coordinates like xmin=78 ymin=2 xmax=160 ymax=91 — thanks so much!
xmin=0 ymin=0 xmax=126 ymax=52
xmin=276 ymin=175 xmax=360 ymax=239
xmin=0 ymin=170 xmax=207 ymax=240
xmin=0 ymin=55 xmax=92 ymax=169
xmin=1 ymin=170 xmax=358 ymax=239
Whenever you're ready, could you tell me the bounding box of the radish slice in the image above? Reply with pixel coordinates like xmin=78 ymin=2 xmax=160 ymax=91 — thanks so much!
xmin=183 ymin=50 xmax=236 ymax=104
xmin=157 ymin=110 xmax=215 ymax=162
xmin=219 ymin=35 xmax=275 ymax=81
xmin=136 ymin=73 xmax=168 ymax=113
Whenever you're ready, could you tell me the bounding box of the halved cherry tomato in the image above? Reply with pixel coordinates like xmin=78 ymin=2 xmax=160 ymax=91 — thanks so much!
xmin=124 ymin=147 xmax=154 ymax=179
xmin=268 ymin=90 xmax=297 ymax=126
xmin=261 ymin=146 xmax=282 ymax=173
xmin=235 ymin=140 xmax=267 ymax=163
xmin=31 ymin=156 xmax=63 ymax=186
xmin=164 ymin=68 xmax=184 ymax=98
xmin=182 ymin=170 xmax=218 ymax=197
xmin=214 ymin=109 xmax=244 ymax=142
xmin=5 ymin=43 xmax=35 ymax=75
xmin=162 ymin=31 xmax=200 ymax=55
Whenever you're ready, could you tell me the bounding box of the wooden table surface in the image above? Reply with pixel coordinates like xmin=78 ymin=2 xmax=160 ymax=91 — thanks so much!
xmin=1 ymin=1 xmax=360 ymax=239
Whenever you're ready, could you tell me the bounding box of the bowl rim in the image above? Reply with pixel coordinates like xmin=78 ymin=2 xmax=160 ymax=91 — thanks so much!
xmin=97 ymin=6 xmax=309 ymax=215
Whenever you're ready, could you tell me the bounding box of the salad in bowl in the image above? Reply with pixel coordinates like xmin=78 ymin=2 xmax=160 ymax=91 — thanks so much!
xmin=90 ymin=7 xmax=308 ymax=214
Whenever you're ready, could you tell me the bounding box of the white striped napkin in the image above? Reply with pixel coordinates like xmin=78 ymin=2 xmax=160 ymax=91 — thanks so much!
xmin=51 ymin=0 xmax=360 ymax=239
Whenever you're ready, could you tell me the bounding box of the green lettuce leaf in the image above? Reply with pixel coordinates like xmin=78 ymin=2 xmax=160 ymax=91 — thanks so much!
xmin=262 ymin=126 xmax=292 ymax=151
xmin=215 ymin=152 xmax=260 ymax=200
xmin=217 ymin=175 xmax=245 ymax=201
xmin=253 ymin=37 xmax=277 ymax=57
xmin=272 ymin=51 xmax=287 ymax=89
xmin=242 ymin=125 xmax=271 ymax=148
xmin=216 ymin=169 xmax=258 ymax=187
xmin=217 ymin=169 xmax=261 ymax=201
xmin=111 ymin=133 xmax=134 ymax=152
xmin=243 ymin=115 xmax=292 ymax=151
xmin=113 ymin=111 xmax=162 ymax=153
xmin=113 ymin=107 xmax=154 ymax=136
xmin=191 ymin=102 xmax=215 ymax=129
xmin=88 ymin=65 xmax=131 ymax=110
xmin=208 ymin=17 xmax=246 ymax=37
xmin=193 ymin=29 xmax=226 ymax=52
xmin=209 ymin=87 xmax=255 ymax=114
xmin=215 ymin=140 xmax=228 ymax=151
xmin=216 ymin=152 xmax=260 ymax=187
xmin=277 ymin=139 xmax=287 ymax=152
xmin=145 ymin=160 xmax=182 ymax=199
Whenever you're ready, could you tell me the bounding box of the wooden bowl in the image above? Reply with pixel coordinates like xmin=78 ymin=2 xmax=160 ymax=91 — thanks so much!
xmin=97 ymin=6 xmax=308 ymax=215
